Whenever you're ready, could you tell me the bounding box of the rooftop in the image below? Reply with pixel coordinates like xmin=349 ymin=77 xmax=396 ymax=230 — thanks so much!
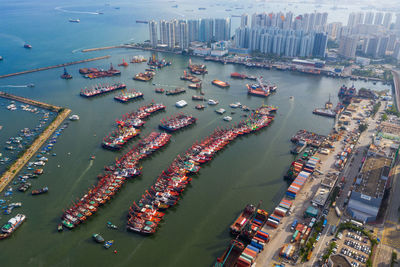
xmin=312 ymin=186 xmax=330 ymax=206
xmin=380 ymin=121 xmax=400 ymax=138
xmin=355 ymin=155 xmax=391 ymax=198
xmin=329 ymin=254 xmax=351 ymax=267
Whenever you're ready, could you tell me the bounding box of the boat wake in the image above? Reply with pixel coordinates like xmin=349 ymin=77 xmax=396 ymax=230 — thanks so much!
xmin=54 ymin=6 xmax=101 ymax=15
xmin=1 ymin=85 xmax=30 ymax=88
xmin=0 ymin=33 xmax=25 ymax=45
xmin=68 ymin=159 xmax=94 ymax=193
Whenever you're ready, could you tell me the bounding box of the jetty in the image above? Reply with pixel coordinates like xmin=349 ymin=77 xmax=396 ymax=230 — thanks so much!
xmin=0 ymin=92 xmax=71 ymax=193
xmin=82 ymin=46 xmax=125 ymax=52
xmin=0 ymin=56 xmax=110 ymax=79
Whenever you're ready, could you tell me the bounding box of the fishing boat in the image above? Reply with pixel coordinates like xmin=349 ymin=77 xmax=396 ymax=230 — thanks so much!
xmin=188 ymin=59 xmax=207 ymax=75
xmin=107 ymin=221 xmax=118 ymax=229
xmin=18 ymin=183 xmax=31 ymax=192
xmin=212 ymin=80 xmax=230 ymax=88
xmin=118 ymin=59 xmax=129 ymax=67
xmin=80 ymin=83 xmax=126 ymax=97
xmin=159 ymin=114 xmax=196 ymax=132
xmin=208 ymin=99 xmax=219 ymax=105
xmin=192 ymin=95 xmax=204 ymax=101
xmin=61 ymin=68 xmax=72 ymax=79
xmin=93 ymin=233 xmax=105 ymax=243
xmin=126 ymin=105 xmax=276 ymax=235
xmin=231 ymin=72 xmax=247 ymax=79
xmin=24 ymin=44 xmax=32 ymax=49
xmin=79 ymin=63 xmax=121 ymax=79
xmin=166 ymin=88 xmax=186 ymax=96
xmin=104 ymin=240 xmax=114 ymax=249
xmin=69 ymin=115 xmax=80 ymax=121
xmin=130 ymin=55 xmax=147 ymax=63
xmin=31 ymin=187 xmax=48 ymax=195
xmin=155 ymin=88 xmax=165 ymax=93
xmin=195 ymin=104 xmax=205 ymax=110
xmin=247 ymin=77 xmax=276 ymax=97
xmin=57 ymin=224 xmax=63 ymax=232
xmin=148 ymin=54 xmax=171 ymax=68
xmin=1 ymin=214 xmax=26 ymax=238
xmin=188 ymin=83 xmax=202 ymax=89
xmin=216 ymin=108 xmax=226 ymax=114
xmin=114 ymin=89 xmax=144 ymax=102
xmin=133 ymin=71 xmax=155 ymax=81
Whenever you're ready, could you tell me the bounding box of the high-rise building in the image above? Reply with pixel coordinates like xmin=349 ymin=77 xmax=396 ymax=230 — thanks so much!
xmin=364 ymin=12 xmax=374 ymax=24
xmin=241 ymin=14 xmax=249 ymax=28
xmin=347 ymin=12 xmax=357 ymax=28
xmin=235 ymin=27 xmax=250 ymax=48
xmin=355 ymin=12 xmax=364 ymax=26
xmin=159 ymin=20 xmax=168 ymax=45
xmin=166 ymin=21 xmax=175 ymax=48
xmin=200 ymin=18 xmax=214 ymax=42
xmin=188 ymin=19 xmax=200 ymax=42
xmin=377 ymin=36 xmax=389 ymax=57
xmin=383 ymin=13 xmax=392 ymax=29
xmin=396 ymin=13 xmax=400 ymax=30
xmin=321 ymin=12 xmax=328 ymax=26
xmin=374 ymin=12 xmax=384 ymax=25
xmin=149 ymin=20 xmax=158 ymax=47
xmin=393 ymin=42 xmax=400 ymax=60
xmin=326 ymin=22 xmax=342 ymax=40
xmin=178 ymin=21 xmax=189 ymax=49
xmin=214 ymin=18 xmax=231 ymax=41
xmin=339 ymin=36 xmax=358 ymax=58
xmin=387 ymin=34 xmax=397 ymax=51
xmin=312 ymin=32 xmax=328 ymax=58
xmin=364 ymin=37 xmax=379 ymax=57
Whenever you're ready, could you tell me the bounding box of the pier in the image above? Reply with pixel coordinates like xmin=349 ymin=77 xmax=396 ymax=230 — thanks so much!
xmin=0 ymin=92 xmax=71 ymax=192
xmin=0 ymin=55 xmax=111 ymax=79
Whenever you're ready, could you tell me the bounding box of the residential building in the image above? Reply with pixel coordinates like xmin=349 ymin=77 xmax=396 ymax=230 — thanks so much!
xmin=313 ymin=32 xmax=328 ymax=58
xmin=338 ymin=35 xmax=358 ymax=58
xmin=200 ymin=18 xmax=214 ymax=43
xmin=149 ymin=20 xmax=158 ymax=47
xmin=214 ymin=18 xmax=231 ymax=41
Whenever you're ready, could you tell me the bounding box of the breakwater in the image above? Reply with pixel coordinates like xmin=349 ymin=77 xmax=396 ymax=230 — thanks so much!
xmin=0 ymin=92 xmax=71 ymax=192
xmin=0 ymin=56 xmax=111 ymax=79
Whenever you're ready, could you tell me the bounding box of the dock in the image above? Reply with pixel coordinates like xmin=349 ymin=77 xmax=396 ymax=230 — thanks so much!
xmin=0 ymin=92 xmax=71 ymax=193
xmin=0 ymin=55 xmax=111 ymax=79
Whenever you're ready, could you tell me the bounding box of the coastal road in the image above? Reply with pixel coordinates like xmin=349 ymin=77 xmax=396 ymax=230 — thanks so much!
xmin=0 ymin=108 xmax=71 ymax=192
xmin=392 ymin=70 xmax=400 ymax=111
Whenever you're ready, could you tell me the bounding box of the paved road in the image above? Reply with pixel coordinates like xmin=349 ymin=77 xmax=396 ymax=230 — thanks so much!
xmin=392 ymin=70 xmax=400 ymax=112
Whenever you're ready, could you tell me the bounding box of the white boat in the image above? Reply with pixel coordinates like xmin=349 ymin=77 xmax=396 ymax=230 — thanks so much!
xmin=1 ymin=214 xmax=26 ymax=234
xmin=215 ymin=108 xmax=226 ymax=114
xmin=34 ymin=161 xmax=45 ymax=166
xmin=208 ymin=99 xmax=219 ymax=105
xmin=69 ymin=115 xmax=79 ymax=121
xmin=7 ymin=104 xmax=17 ymax=111
xmin=223 ymin=116 xmax=232 ymax=121
xmin=175 ymin=100 xmax=187 ymax=108
xmin=229 ymin=102 xmax=241 ymax=108
xmin=69 ymin=18 xmax=80 ymax=23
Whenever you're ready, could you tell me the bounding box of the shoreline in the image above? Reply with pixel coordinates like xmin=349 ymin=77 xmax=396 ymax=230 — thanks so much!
xmin=0 ymin=92 xmax=71 ymax=193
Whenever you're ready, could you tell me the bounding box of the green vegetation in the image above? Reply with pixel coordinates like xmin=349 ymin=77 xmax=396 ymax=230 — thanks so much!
xmin=371 ymin=101 xmax=381 ymax=117
xmin=391 ymin=251 xmax=398 ymax=267
xmin=386 ymin=106 xmax=400 ymax=117
xmin=383 ymin=70 xmax=393 ymax=82
xmin=322 ymin=241 xmax=337 ymax=261
xmin=352 ymin=68 xmax=381 ymax=79
xmin=299 ymin=218 xmax=325 ymax=262
xmin=381 ymin=113 xmax=388 ymax=121
xmin=359 ymin=123 xmax=368 ymax=132
xmin=330 ymin=186 xmax=340 ymax=204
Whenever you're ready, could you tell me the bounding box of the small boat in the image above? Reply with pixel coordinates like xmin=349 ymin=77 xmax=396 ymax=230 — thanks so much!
xmin=69 ymin=115 xmax=79 ymax=121
xmin=57 ymin=224 xmax=63 ymax=232
xmin=208 ymin=99 xmax=219 ymax=105
xmin=223 ymin=116 xmax=232 ymax=121
xmin=107 ymin=221 xmax=118 ymax=229
xmin=93 ymin=233 xmax=105 ymax=243
xmin=216 ymin=108 xmax=226 ymax=114
xmin=118 ymin=59 xmax=129 ymax=67
xmin=192 ymin=95 xmax=204 ymax=101
xmin=27 ymin=83 xmax=35 ymax=87
xmin=24 ymin=44 xmax=32 ymax=49
xmin=175 ymin=100 xmax=187 ymax=108
xmin=31 ymin=186 xmax=48 ymax=195
xmin=155 ymin=88 xmax=165 ymax=93
xmin=229 ymin=102 xmax=241 ymax=108
xmin=18 ymin=183 xmax=31 ymax=192
xmin=289 ymin=96 xmax=294 ymax=100
xmin=211 ymin=80 xmax=230 ymax=88
xmin=69 ymin=18 xmax=80 ymax=23
xmin=195 ymin=104 xmax=205 ymax=110
xmin=61 ymin=67 xmax=72 ymax=79
xmin=90 ymin=155 xmax=96 ymax=160
xmin=104 ymin=240 xmax=114 ymax=249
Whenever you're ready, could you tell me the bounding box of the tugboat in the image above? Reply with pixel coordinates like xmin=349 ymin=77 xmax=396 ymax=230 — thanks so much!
xmin=31 ymin=186 xmax=48 ymax=195
xmin=93 ymin=233 xmax=105 ymax=243
xmin=61 ymin=68 xmax=72 ymax=79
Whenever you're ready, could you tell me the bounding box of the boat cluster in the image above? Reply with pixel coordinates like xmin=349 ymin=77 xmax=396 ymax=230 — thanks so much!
xmin=133 ymin=71 xmax=155 ymax=82
xmin=102 ymin=102 xmax=166 ymax=150
xmin=159 ymin=113 xmax=197 ymax=132
xmin=80 ymin=83 xmax=126 ymax=97
xmin=79 ymin=63 xmax=121 ymax=79
xmin=126 ymin=105 xmax=276 ymax=235
xmin=60 ymin=132 xmax=171 ymax=230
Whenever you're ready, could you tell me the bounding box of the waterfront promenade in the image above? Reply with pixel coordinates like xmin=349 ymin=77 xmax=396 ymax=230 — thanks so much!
xmin=0 ymin=55 xmax=110 ymax=79
xmin=0 ymin=93 xmax=71 ymax=192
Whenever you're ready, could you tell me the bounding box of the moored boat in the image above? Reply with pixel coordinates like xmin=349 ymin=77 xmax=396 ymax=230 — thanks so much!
xmin=31 ymin=186 xmax=48 ymax=195
xmin=212 ymin=80 xmax=230 ymax=88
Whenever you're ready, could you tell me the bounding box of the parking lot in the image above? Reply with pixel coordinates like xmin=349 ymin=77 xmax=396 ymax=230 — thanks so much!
xmin=335 ymin=229 xmax=371 ymax=267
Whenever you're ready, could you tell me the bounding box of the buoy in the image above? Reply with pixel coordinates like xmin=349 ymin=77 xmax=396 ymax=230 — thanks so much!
xmin=113 ymin=250 xmax=117 ymax=254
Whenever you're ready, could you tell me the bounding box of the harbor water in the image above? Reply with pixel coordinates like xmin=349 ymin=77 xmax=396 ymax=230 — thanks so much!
xmin=0 ymin=1 xmax=391 ymax=266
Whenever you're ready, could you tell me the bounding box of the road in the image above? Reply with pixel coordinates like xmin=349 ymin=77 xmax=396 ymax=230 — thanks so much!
xmin=0 ymin=109 xmax=71 ymax=192
xmin=392 ymin=70 xmax=400 ymax=111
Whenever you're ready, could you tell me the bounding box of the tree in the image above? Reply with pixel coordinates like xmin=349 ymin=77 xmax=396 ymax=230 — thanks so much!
xmin=359 ymin=123 xmax=368 ymax=133
xmin=382 ymin=113 xmax=388 ymax=121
